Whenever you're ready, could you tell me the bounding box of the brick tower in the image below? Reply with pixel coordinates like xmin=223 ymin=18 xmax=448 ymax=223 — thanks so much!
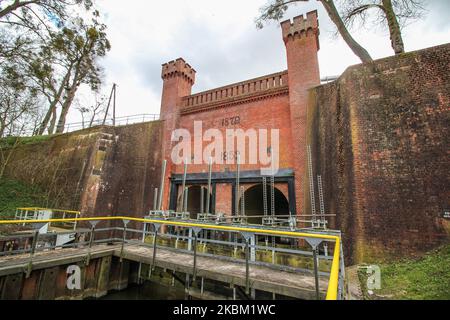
xmin=281 ymin=10 xmax=321 ymax=214
xmin=160 ymin=58 xmax=196 ymax=209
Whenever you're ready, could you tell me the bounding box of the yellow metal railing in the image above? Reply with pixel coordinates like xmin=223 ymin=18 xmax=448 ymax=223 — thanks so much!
xmin=0 ymin=215 xmax=341 ymax=300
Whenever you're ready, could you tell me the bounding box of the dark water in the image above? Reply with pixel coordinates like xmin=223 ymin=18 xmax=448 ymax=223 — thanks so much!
xmin=99 ymin=281 xmax=189 ymax=300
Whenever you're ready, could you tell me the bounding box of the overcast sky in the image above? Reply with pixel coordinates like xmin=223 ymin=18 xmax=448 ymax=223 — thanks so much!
xmin=69 ymin=0 xmax=450 ymax=124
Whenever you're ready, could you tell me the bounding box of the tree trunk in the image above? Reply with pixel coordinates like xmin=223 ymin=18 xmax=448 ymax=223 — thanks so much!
xmin=320 ymin=0 xmax=373 ymax=63
xmin=37 ymin=67 xmax=72 ymax=135
xmin=382 ymin=0 xmax=404 ymax=54
xmin=47 ymin=105 xmax=57 ymax=134
xmin=55 ymin=77 xmax=79 ymax=134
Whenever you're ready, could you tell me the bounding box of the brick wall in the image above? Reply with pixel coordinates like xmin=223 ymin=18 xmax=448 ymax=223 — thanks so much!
xmin=308 ymin=43 xmax=450 ymax=264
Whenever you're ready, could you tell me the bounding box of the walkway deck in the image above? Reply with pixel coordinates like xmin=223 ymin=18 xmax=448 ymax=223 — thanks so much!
xmin=0 ymin=244 xmax=328 ymax=299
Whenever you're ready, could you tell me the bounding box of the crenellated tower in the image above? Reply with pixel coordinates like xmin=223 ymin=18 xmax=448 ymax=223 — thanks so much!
xmin=160 ymin=58 xmax=196 ymax=210
xmin=281 ymin=10 xmax=321 ymax=215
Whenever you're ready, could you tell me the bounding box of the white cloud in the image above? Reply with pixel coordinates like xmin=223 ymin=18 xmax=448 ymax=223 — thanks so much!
xmin=66 ymin=0 xmax=450 ymax=124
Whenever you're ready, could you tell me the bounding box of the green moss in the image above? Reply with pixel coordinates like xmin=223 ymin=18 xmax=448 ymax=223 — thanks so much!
xmin=360 ymin=244 xmax=450 ymax=300
xmin=0 ymin=178 xmax=47 ymax=218
xmin=0 ymin=135 xmax=55 ymax=149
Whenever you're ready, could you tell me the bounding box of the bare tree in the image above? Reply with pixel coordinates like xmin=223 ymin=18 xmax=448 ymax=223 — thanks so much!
xmin=54 ymin=15 xmax=110 ymax=134
xmin=256 ymin=0 xmax=427 ymax=61
xmin=339 ymin=0 xmax=426 ymax=54
xmin=75 ymin=94 xmax=106 ymax=129
xmin=256 ymin=0 xmax=373 ymax=63
xmin=0 ymin=0 xmax=110 ymax=137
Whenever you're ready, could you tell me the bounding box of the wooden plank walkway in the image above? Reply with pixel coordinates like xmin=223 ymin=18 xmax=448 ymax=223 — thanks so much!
xmin=118 ymin=245 xmax=328 ymax=299
xmin=0 ymin=244 xmax=328 ymax=299
xmin=0 ymin=245 xmax=117 ymax=276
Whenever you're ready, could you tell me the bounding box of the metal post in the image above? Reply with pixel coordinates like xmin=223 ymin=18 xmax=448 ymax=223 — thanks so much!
xmin=26 ymin=230 xmax=39 ymax=278
xmin=312 ymin=247 xmax=320 ymax=300
xmin=149 ymin=224 xmax=159 ymax=278
xmin=192 ymin=232 xmax=198 ymax=281
xmin=119 ymin=220 xmax=129 ymax=262
xmin=85 ymin=224 xmax=96 ymax=266
xmin=241 ymin=186 xmax=245 ymax=218
xmin=158 ymin=160 xmax=167 ymax=210
xmin=205 ymin=157 xmax=212 ymax=214
xmin=235 ymin=154 xmax=240 ymax=216
xmin=180 ymin=159 xmax=187 ymax=212
xmin=250 ymin=235 xmax=256 ymax=262
xmin=112 ymin=83 xmax=116 ymax=126
xmin=200 ymin=187 xmax=204 ymax=214
xmin=245 ymin=237 xmax=250 ymax=295
xmin=153 ymin=188 xmax=158 ymax=211
xmin=138 ymin=223 xmax=147 ymax=283
xmin=187 ymin=228 xmax=192 ymax=251
xmin=184 ymin=187 xmax=189 ymax=213
xmin=102 ymin=83 xmax=115 ymax=125
xmin=339 ymin=241 xmax=346 ymax=300
xmin=201 ymin=277 xmax=204 ymax=295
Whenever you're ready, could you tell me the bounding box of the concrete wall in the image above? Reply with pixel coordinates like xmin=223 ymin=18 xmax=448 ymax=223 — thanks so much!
xmin=307 ymin=44 xmax=450 ymax=264
xmin=0 ymin=256 xmax=136 ymax=300
xmin=86 ymin=121 xmax=163 ymax=218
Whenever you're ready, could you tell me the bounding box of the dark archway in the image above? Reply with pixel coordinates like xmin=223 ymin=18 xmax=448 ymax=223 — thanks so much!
xmin=238 ymin=184 xmax=289 ymax=224
xmin=178 ymin=186 xmax=212 ymax=219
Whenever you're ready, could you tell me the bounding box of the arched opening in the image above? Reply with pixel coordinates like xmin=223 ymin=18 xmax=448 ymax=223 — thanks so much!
xmin=238 ymin=184 xmax=290 ymax=224
xmin=177 ymin=185 xmax=212 ymax=219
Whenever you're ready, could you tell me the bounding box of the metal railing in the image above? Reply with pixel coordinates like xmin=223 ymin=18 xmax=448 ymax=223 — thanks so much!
xmin=0 ymin=214 xmax=343 ymax=300
xmin=15 ymin=208 xmax=81 ymax=231
xmin=13 ymin=114 xmax=161 ymax=137
xmin=62 ymin=113 xmax=160 ymax=133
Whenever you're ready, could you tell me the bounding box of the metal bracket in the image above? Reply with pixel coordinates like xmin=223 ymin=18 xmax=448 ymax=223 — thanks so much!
xmin=152 ymin=223 xmax=161 ymax=232
xmin=191 ymin=227 xmax=202 ymax=236
xmin=240 ymin=232 xmax=253 ymax=242
xmin=122 ymin=219 xmax=130 ymax=227
xmin=31 ymin=223 xmax=46 ymax=231
xmin=88 ymin=220 xmax=99 ymax=228
xmin=305 ymin=238 xmax=323 ymax=250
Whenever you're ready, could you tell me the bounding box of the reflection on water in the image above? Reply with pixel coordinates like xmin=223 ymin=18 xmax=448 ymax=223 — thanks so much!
xmin=98 ymin=281 xmax=191 ymax=300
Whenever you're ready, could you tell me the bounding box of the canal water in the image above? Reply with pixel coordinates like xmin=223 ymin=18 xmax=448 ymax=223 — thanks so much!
xmin=98 ymin=281 xmax=194 ymax=300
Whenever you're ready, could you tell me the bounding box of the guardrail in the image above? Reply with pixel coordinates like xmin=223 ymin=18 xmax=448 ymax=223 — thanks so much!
xmin=0 ymin=215 xmax=343 ymax=300
xmin=13 ymin=114 xmax=161 ymax=137
xmin=62 ymin=114 xmax=160 ymax=133
xmin=15 ymin=208 xmax=81 ymax=231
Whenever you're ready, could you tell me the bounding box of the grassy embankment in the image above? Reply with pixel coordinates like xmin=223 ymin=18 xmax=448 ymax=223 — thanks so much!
xmin=0 ymin=135 xmax=53 ymax=218
xmin=358 ymin=244 xmax=450 ymax=300
xmin=0 ymin=178 xmax=47 ymax=218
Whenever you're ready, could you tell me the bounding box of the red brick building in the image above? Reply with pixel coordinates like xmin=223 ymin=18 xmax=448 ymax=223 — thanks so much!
xmin=158 ymin=11 xmax=321 ymax=219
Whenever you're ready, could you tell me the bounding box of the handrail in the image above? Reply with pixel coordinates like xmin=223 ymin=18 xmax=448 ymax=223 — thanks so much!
xmin=0 ymin=215 xmax=341 ymax=300
xmin=16 ymin=208 xmax=81 ymax=215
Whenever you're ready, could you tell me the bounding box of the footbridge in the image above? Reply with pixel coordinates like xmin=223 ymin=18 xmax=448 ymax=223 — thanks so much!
xmin=0 ymin=209 xmax=345 ymax=300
